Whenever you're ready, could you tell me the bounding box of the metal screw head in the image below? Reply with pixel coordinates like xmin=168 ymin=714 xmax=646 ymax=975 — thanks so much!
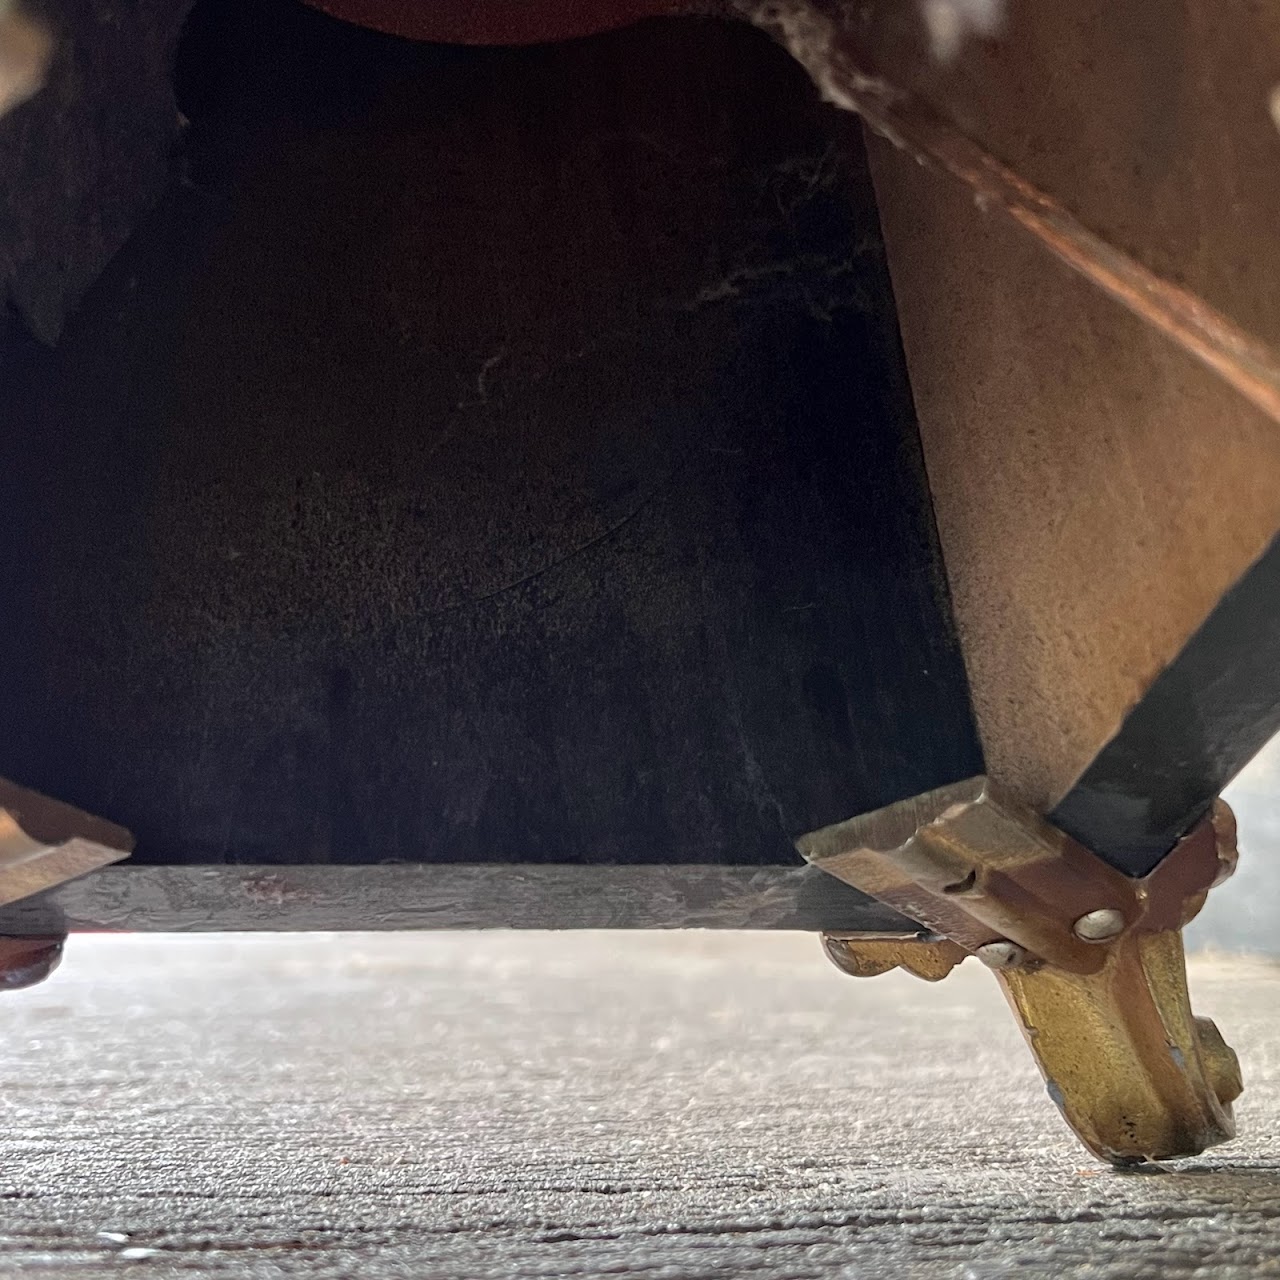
xmin=975 ymin=940 xmax=1026 ymax=970
xmin=1072 ymin=908 xmax=1126 ymax=942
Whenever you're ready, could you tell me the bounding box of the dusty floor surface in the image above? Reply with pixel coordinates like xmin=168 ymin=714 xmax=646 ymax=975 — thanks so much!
xmin=0 ymin=932 xmax=1278 ymax=1279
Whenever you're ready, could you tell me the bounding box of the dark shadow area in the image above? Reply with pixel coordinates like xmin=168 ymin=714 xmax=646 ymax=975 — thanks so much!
xmin=0 ymin=0 xmax=980 ymax=866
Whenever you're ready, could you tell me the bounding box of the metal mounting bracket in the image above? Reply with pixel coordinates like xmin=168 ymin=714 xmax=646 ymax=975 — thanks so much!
xmin=0 ymin=779 xmax=133 ymax=992
xmin=801 ymin=777 xmax=1241 ymax=1164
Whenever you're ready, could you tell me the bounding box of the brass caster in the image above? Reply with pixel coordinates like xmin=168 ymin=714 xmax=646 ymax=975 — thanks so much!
xmin=803 ymin=777 xmax=1241 ymax=1165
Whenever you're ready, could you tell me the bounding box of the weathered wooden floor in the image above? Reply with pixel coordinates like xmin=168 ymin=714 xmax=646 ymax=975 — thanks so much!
xmin=1 ymin=932 xmax=1278 ymax=1278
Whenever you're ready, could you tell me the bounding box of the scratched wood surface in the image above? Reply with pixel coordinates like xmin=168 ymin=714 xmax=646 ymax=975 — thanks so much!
xmin=0 ymin=932 xmax=1278 ymax=1278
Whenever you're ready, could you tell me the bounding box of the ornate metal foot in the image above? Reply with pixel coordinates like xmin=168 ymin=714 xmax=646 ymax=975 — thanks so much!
xmin=0 ymin=935 xmax=65 ymax=991
xmin=804 ymin=778 xmax=1241 ymax=1164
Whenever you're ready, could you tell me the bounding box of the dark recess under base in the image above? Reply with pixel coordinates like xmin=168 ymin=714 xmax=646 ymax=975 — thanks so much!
xmin=0 ymin=1 xmax=981 ymax=871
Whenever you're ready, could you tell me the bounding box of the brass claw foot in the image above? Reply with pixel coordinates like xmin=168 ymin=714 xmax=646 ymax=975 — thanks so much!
xmin=998 ymin=929 xmax=1240 ymax=1163
xmin=802 ymin=777 xmax=1241 ymax=1164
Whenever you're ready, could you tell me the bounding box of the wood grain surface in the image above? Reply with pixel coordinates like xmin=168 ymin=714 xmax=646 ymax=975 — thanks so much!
xmin=0 ymin=932 xmax=1277 ymax=1277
